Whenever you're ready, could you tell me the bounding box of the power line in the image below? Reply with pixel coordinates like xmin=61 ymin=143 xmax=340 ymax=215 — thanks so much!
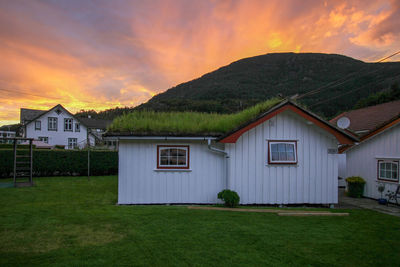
xmin=297 ymin=49 xmax=400 ymax=100
xmin=308 ymin=74 xmax=400 ymax=108
xmin=377 ymin=50 xmax=400 ymax=62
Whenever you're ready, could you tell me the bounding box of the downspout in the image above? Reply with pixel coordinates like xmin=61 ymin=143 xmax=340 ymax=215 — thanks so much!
xmin=207 ymin=139 xmax=230 ymax=189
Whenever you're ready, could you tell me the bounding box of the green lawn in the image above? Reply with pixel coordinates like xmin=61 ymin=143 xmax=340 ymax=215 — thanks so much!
xmin=0 ymin=176 xmax=399 ymax=266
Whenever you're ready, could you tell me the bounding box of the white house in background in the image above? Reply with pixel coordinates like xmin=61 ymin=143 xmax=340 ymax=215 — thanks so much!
xmin=107 ymin=100 xmax=357 ymax=205
xmin=0 ymin=130 xmax=16 ymax=144
xmin=20 ymin=104 xmax=111 ymax=149
xmin=332 ymin=100 xmax=400 ymax=201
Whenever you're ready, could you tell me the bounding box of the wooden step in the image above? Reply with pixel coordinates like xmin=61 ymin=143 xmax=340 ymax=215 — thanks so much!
xmin=16 ymin=167 xmax=31 ymax=171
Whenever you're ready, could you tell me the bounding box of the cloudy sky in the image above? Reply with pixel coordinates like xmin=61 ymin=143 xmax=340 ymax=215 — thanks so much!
xmin=1 ymin=0 xmax=399 ymax=125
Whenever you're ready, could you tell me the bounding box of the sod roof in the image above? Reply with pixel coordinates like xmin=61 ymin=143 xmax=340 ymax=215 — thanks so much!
xmin=107 ymin=98 xmax=283 ymax=136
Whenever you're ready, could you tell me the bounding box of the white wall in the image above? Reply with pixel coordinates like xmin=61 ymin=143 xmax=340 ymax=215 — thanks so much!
xmin=346 ymin=124 xmax=400 ymax=199
xmin=118 ymin=140 xmax=226 ymax=204
xmin=338 ymin=153 xmax=346 ymax=187
xmin=226 ymin=110 xmax=339 ymax=204
xmin=25 ymin=108 xmax=93 ymax=148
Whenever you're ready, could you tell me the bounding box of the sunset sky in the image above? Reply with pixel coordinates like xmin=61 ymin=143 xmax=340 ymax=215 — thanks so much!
xmin=1 ymin=0 xmax=399 ymax=126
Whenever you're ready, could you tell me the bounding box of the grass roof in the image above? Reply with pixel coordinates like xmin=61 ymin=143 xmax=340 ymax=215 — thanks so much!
xmin=107 ymin=98 xmax=283 ymax=135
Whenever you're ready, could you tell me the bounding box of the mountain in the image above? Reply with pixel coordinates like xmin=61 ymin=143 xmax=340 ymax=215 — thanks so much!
xmin=78 ymin=53 xmax=400 ymax=119
xmin=135 ymin=53 xmax=400 ymax=118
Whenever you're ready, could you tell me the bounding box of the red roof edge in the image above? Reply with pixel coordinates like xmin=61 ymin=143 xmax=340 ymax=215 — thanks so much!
xmin=219 ymin=101 xmax=357 ymax=145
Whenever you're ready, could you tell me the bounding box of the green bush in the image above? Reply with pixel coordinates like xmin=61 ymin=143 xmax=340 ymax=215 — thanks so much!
xmin=0 ymin=150 xmax=118 ymax=177
xmin=346 ymin=176 xmax=366 ymax=198
xmin=218 ymin=189 xmax=240 ymax=207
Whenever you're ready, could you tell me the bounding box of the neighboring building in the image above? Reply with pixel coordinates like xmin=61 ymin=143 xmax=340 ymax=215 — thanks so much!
xmin=0 ymin=130 xmax=16 ymax=144
xmin=331 ymin=100 xmax=400 ymax=200
xmin=20 ymin=104 xmax=111 ymax=149
xmin=107 ymin=99 xmax=357 ymax=205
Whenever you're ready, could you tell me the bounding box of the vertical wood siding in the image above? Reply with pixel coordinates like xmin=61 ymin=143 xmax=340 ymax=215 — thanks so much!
xmin=118 ymin=140 xmax=226 ymax=204
xmin=346 ymin=124 xmax=400 ymax=199
xmin=226 ymin=110 xmax=339 ymax=204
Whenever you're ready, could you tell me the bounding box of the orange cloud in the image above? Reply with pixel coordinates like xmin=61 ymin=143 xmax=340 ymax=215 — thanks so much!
xmin=0 ymin=0 xmax=399 ymax=126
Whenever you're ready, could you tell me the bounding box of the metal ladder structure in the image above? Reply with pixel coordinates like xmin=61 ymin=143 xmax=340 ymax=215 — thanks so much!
xmin=11 ymin=138 xmax=34 ymax=187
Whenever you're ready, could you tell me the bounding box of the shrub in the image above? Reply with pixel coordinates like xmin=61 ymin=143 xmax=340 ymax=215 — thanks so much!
xmin=0 ymin=144 xmax=36 ymax=149
xmin=218 ymin=189 xmax=240 ymax=207
xmin=346 ymin=176 xmax=366 ymax=198
xmin=0 ymin=150 xmax=118 ymax=177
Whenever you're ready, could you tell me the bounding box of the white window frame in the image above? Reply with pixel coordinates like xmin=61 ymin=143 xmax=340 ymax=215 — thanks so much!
xmin=268 ymin=140 xmax=297 ymax=164
xmin=48 ymin=117 xmax=58 ymax=131
xmin=377 ymin=160 xmax=399 ymax=182
xmin=64 ymin=118 xmax=73 ymax=132
xmin=157 ymin=145 xmax=189 ymax=169
xmin=38 ymin=136 xmax=48 ymax=144
xmin=68 ymin=138 xmax=78 ymax=149
xmin=35 ymin=120 xmax=41 ymax=130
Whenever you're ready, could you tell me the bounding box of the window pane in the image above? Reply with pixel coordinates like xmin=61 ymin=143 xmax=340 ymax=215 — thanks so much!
xmin=169 ymin=157 xmax=177 ymax=165
xmin=160 ymin=157 xmax=168 ymax=165
xmin=287 ymin=152 xmax=295 ymax=161
xmin=386 ymin=170 xmax=392 ymax=179
xmin=278 ymin=143 xmax=286 ymax=152
xmin=170 ymin=149 xmax=178 ymax=156
xmin=279 ymin=152 xmax=287 ymax=160
xmin=379 ymin=163 xmax=385 ymax=171
xmin=178 ymin=156 xmax=186 ymax=165
xmin=392 ymin=163 xmax=397 ymax=171
xmin=177 ymin=149 xmax=186 ymax=157
xmin=271 ymin=152 xmax=279 ymax=161
xmin=271 ymin=144 xmax=278 ymax=152
xmin=286 ymin=144 xmax=294 ymax=152
xmin=380 ymin=169 xmax=385 ymax=178
xmin=386 ymin=163 xmax=391 ymax=169
xmin=160 ymin=149 xmax=168 ymax=157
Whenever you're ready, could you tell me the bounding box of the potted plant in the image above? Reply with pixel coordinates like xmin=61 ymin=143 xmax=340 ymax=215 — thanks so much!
xmin=377 ymin=183 xmax=387 ymax=205
xmin=345 ymin=176 xmax=366 ymax=198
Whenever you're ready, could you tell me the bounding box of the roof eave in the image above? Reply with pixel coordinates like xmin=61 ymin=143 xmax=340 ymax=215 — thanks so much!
xmin=218 ymin=100 xmax=358 ymax=144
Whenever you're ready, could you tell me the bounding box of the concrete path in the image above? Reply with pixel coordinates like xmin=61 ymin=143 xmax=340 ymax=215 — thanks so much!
xmin=338 ymin=188 xmax=400 ymax=217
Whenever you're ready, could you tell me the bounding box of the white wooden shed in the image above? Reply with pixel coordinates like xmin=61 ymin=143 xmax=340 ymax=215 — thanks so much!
xmin=109 ymin=100 xmax=357 ymax=205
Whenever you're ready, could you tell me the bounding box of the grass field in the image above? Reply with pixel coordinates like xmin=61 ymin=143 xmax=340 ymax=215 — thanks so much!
xmin=0 ymin=176 xmax=399 ymax=266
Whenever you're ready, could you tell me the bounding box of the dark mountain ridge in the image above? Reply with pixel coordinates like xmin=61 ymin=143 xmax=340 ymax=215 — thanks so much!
xmin=78 ymin=52 xmax=400 ymax=119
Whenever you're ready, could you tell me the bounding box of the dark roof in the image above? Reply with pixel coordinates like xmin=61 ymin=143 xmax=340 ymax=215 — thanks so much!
xmin=20 ymin=108 xmax=46 ymax=123
xmin=20 ymin=104 xmax=111 ymax=130
xmin=330 ymin=100 xmax=400 ymax=136
xmin=78 ymin=118 xmax=112 ymax=130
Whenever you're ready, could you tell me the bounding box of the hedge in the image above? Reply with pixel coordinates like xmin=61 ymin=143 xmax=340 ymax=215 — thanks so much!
xmin=0 ymin=150 xmax=118 ymax=177
xmin=0 ymin=144 xmax=36 ymax=149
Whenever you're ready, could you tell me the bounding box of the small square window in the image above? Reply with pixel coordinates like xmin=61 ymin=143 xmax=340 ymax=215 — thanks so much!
xmin=38 ymin=136 xmax=48 ymax=144
xmin=377 ymin=160 xmax=399 ymax=182
xmin=64 ymin=118 xmax=73 ymax=131
xmin=268 ymin=141 xmax=297 ymax=164
xmin=35 ymin=121 xmax=41 ymax=130
xmin=68 ymin=138 xmax=77 ymax=149
xmin=48 ymin=117 xmax=58 ymax=131
xmin=157 ymin=145 xmax=189 ymax=169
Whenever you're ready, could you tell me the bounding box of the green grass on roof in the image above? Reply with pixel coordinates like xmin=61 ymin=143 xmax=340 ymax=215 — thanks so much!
xmin=108 ymin=98 xmax=283 ymax=134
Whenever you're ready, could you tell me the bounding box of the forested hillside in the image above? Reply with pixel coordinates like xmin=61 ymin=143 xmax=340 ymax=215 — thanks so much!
xmin=77 ymin=53 xmax=400 ymax=119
